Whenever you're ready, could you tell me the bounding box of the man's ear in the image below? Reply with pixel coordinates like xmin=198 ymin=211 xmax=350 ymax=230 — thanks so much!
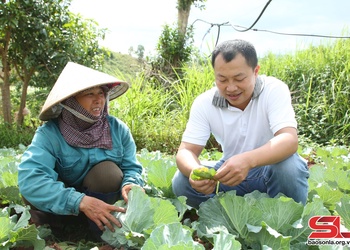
xmin=254 ymin=65 xmax=260 ymax=76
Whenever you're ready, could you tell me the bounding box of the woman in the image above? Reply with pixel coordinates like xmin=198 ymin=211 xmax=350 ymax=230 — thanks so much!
xmin=18 ymin=62 xmax=144 ymax=239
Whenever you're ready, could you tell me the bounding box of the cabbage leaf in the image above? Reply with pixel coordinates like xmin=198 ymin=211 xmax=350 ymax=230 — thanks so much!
xmin=101 ymin=187 xmax=180 ymax=248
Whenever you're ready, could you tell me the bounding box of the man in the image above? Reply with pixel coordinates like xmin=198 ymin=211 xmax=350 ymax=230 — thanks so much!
xmin=172 ymin=39 xmax=309 ymax=209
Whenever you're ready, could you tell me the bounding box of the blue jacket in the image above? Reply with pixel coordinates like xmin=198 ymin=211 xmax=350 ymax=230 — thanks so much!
xmin=18 ymin=116 xmax=144 ymax=215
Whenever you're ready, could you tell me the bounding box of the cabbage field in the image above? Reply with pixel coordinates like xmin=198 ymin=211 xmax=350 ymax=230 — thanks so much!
xmin=1 ymin=145 xmax=350 ymax=249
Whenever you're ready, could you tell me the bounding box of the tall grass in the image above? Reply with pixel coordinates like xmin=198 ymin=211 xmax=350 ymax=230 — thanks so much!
xmin=171 ymin=60 xmax=215 ymax=125
xmin=109 ymin=61 xmax=215 ymax=154
xmin=260 ymin=35 xmax=350 ymax=146
xmin=2 ymin=37 xmax=349 ymax=153
xmin=108 ymin=37 xmax=350 ymax=154
xmin=109 ymin=73 xmax=183 ymax=153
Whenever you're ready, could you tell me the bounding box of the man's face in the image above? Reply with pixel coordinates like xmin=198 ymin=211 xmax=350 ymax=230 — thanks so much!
xmin=75 ymin=87 xmax=106 ymax=116
xmin=214 ymin=53 xmax=260 ymax=110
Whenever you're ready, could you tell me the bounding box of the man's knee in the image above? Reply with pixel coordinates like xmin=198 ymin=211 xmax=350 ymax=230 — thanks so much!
xmin=271 ymin=153 xmax=308 ymax=178
xmin=172 ymin=170 xmax=190 ymax=197
xmin=267 ymin=153 xmax=309 ymax=204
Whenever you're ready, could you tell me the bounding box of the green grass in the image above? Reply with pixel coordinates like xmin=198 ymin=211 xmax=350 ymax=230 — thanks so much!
xmin=259 ymin=33 xmax=350 ymax=146
xmin=2 ymin=34 xmax=350 ymax=153
xmin=109 ymin=36 xmax=350 ymax=153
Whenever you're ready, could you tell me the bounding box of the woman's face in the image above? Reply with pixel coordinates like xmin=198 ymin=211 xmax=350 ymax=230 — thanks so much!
xmin=75 ymin=86 xmax=106 ymax=116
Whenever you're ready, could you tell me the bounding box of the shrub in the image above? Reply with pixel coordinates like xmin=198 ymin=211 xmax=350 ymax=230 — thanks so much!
xmin=260 ymin=35 xmax=350 ymax=146
xmin=2 ymin=35 xmax=349 ymax=152
xmin=0 ymin=124 xmax=35 ymax=148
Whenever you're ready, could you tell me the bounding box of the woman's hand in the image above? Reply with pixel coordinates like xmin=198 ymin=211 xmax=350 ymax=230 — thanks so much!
xmin=121 ymin=184 xmax=145 ymax=203
xmin=79 ymin=195 xmax=125 ymax=232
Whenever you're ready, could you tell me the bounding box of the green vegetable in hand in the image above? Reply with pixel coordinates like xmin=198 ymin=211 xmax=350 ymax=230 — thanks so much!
xmin=190 ymin=167 xmax=216 ymax=180
xmin=191 ymin=166 xmax=220 ymax=194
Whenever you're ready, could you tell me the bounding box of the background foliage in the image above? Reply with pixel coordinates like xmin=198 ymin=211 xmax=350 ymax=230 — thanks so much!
xmin=1 ymin=37 xmax=350 ymax=153
xmin=0 ymin=0 xmax=107 ymax=125
xmin=260 ymin=36 xmax=350 ymax=146
xmin=112 ymin=37 xmax=350 ymax=153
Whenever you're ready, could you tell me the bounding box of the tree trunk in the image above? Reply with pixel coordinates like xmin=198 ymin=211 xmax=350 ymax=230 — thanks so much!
xmin=177 ymin=0 xmax=192 ymax=37
xmin=16 ymin=66 xmax=33 ymax=126
xmin=0 ymin=29 xmax=12 ymax=124
xmin=178 ymin=7 xmax=190 ymax=37
xmin=0 ymin=74 xmax=12 ymax=124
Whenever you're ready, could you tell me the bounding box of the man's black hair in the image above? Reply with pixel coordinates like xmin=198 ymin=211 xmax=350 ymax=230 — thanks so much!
xmin=211 ymin=39 xmax=258 ymax=69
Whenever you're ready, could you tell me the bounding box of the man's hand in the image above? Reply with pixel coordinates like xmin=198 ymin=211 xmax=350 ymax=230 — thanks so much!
xmin=189 ymin=168 xmax=217 ymax=195
xmin=214 ymin=128 xmax=298 ymax=186
xmin=79 ymin=196 xmax=125 ymax=232
xmin=214 ymin=154 xmax=252 ymax=186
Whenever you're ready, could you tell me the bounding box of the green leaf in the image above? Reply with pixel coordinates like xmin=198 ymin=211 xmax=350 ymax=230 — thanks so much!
xmin=8 ymin=224 xmax=45 ymax=250
xmin=101 ymin=187 xmax=180 ymax=248
xmin=248 ymin=221 xmax=292 ymax=250
xmin=327 ymin=146 xmax=349 ymax=158
xmin=169 ymin=196 xmax=188 ymax=221
xmin=219 ymin=192 xmax=263 ymax=239
xmin=285 ymin=198 xmax=330 ymax=244
xmin=2 ymin=172 xmax=17 ymax=187
xmin=153 ymin=198 xmax=181 ymax=225
xmin=194 ymin=190 xmax=330 ymax=248
xmin=0 ymin=205 xmax=44 ymax=250
xmin=308 ymin=165 xmax=344 ymax=211
xmin=308 ymin=165 xmax=327 ymax=190
xmin=0 ymin=217 xmax=13 ymax=243
xmin=336 ymin=195 xmax=350 ymax=230
xmin=310 ymin=184 xmax=344 ymax=211
xmin=324 ymin=165 xmax=350 ymax=192
xmin=0 ymin=187 xmax=21 ymax=205
xmin=12 ymin=206 xmax=31 ymax=231
xmin=253 ymin=196 xmax=304 ymax=232
xmin=212 ymin=231 xmax=242 ymax=250
xmin=142 ymin=222 xmax=204 ymax=250
xmin=138 ymin=149 xmax=177 ymax=198
xmin=195 ymin=192 xmax=238 ymax=238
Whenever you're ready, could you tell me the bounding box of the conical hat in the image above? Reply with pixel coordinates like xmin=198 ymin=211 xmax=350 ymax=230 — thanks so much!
xmin=39 ymin=62 xmax=129 ymax=121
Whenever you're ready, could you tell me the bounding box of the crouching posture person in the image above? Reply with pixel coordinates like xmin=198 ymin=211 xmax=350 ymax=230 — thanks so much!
xmin=18 ymin=62 xmax=144 ymax=239
xmin=172 ymin=39 xmax=309 ymax=209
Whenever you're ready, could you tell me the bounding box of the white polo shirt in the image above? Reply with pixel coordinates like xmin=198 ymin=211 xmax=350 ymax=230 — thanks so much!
xmin=182 ymin=75 xmax=297 ymax=160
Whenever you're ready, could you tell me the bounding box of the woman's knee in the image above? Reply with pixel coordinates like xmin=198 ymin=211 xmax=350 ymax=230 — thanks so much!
xmin=83 ymin=161 xmax=123 ymax=193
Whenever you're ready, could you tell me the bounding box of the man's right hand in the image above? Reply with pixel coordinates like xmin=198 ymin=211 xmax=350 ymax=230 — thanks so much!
xmin=189 ymin=169 xmax=217 ymax=195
